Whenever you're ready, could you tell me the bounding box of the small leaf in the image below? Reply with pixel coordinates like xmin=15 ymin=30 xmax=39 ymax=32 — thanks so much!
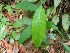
xmin=12 ymin=31 xmax=20 ymax=40
xmin=10 ymin=37 xmax=14 ymax=44
xmin=42 ymin=0 xmax=47 ymax=4
xmin=62 ymin=43 xmax=70 ymax=52
xmin=18 ymin=24 xmax=32 ymax=45
xmin=5 ymin=5 xmax=13 ymax=14
xmin=0 ymin=26 xmax=6 ymax=35
xmin=0 ymin=4 xmax=3 ymax=11
xmin=0 ymin=26 xmax=7 ymax=40
xmin=0 ymin=12 xmax=3 ymax=19
xmin=2 ymin=31 xmax=7 ymax=38
xmin=41 ymin=34 xmax=50 ymax=48
xmin=13 ymin=18 xmax=32 ymax=28
xmin=49 ymin=33 xmax=57 ymax=40
xmin=1 ymin=16 xmax=10 ymax=25
xmin=46 ymin=6 xmax=56 ymax=17
xmin=62 ymin=14 xmax=69 ymax=31
xmin=52 ymin=15 xmax=59 ymax=25
xmin=1 ymin=16 xmax=9 ymax=21
xmin=36 ymin=0 xmax=47 ymax=7
xmin=36 ymin=1 xmax=41 ymax=7
xmin=15 ymin=2 xmax=38 ymax=11
xmin=68 ymin=35 xmax=70 ymax=39
xmin=46 ymin=21 xmax=63 ymax=38
xmin=32 ymin=6 xmax=46 ymax=48
xmin=0 ymin=23 xmax=4 ymax=30
xmin=46 ymin=21 xmax=58 ymax=30
xmin=54 ymin=0 xmax=61 ymax=8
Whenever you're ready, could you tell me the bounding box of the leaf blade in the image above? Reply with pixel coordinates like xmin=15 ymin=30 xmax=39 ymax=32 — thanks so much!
xmin=62 ymin=43 xmax=70 ymax=52
xmin=15 ymin=2 xmax=38 ymax=11
xmin=32 ymin=6 xmax=46 ymax=48
xmin=54 ymin=0 xmax=61 ymax=8
xmin=13 ymin=18 xmax=32 ymax=28
xmin=52 ymin=15 xmax=59 ymax=25
xmin=62 ymin=14 xmax=69 ymax=31
xmin=18 ymin=24 xmax=32 ymax=45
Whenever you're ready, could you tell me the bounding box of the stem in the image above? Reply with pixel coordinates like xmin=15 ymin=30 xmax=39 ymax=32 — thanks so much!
xmin=57 ymin=30 xmax=64 ymax=39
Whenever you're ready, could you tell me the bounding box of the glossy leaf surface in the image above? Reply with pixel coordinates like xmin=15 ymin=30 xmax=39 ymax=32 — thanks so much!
xmin=32 ymin=6 xmax=46 ymax=48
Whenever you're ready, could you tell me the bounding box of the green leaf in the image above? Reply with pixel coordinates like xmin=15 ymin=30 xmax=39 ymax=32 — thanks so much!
xmin=13 ymin=18 xmax=32 ymax=28
xmin=52 ymin=15 xmax=59 ymax=25
xmin=5 ymin=5 xmax=13 ymax=14
xmin=0 ymin=32 xmax=7 ymax=41
xmin=0 ymin=17 xmax=9 ymax=30
xmin=15 ymin=2 xmax=38 ymax=11
xmin=18 ymin=24 xmax=32 ymax=45
xmin=46 ymin=6 xmax=56 ymax=17
xmin=42 ymin=0 xmax=47 ymax=4
xmin=0 ymin=16 xmax=9 ymax=29
xmin=68 ymin=35 xmax=70 ymax=39
xmin=36 ymin=0 xmax=47 ymax=7
xmin=1 ymin=16 xmax=9 ymax=25
xmin=46 ymin=21 xmax=63 ymax=38
xmin=12 ymin=31 xmax=20 ymax=40
xmin=49 ymin=33 xmax=57 ymax=40
xmin=38 ymin=0 xmax=47 ymax=4
xmin=26 ymin=0 xmax=37 ymax=2
xmin=10 ymin=37 xmax=14 ymax=44
xmin=0 ymin=23 xmax=4 ymax=30
xmin=62 ymin=43 xmax=70 ymax=52
xmin=54 ymin=0 xmax=61 ymax=8
xmin=0 ymin=26 xmax=7 ymax=40
xmin=41 ymin=34 xmax=50 ymax=48
xmin=0 ymin=12 xmax=3 ymax=19
xmin=46 ymin=21 xmax=58 ymax=30
xmin=32 ymin=6 xmax=46 ymax=48
xmin=0 ymin=4 xmax=3 ymax=11
xmin=62 ymin=14 xmax=69 ymax=31
xmin=1 ymin=16 xmax=9 ymax=21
